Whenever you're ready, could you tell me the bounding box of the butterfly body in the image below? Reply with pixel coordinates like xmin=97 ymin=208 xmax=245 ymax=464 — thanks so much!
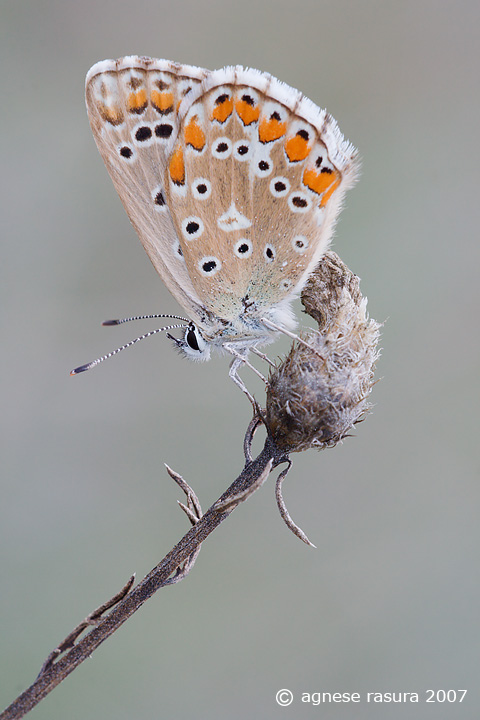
xmin=85 ymin=57 xmax=358 ymax=365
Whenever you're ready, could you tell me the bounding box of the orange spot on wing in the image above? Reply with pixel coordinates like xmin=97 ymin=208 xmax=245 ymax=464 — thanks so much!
xmin=151 ymin=90 xmax=174 ymax=114
xmin=211 ymin=97 xmax=233 ymax=123
xmin=285 ymin=134 xmax=310 ymax=162
xmin=99 ymin=105 xmax=124 ymax=125
xmin=127 ymin=89 xmax=147 ymax=113
xmin=235 ymin=99 xmax=260 ymax=125
xmin=258 ymin=117 xmax=287 ymax=143
xmin=169 ymin=144 xmax=185 ymax=185
xmin=184 ymin=116 xmax=206 ymax=150
xmin=320 ymin=176 xmax=340 ymax=206
xmin=303 ymin=168 xmax=340 ymax=203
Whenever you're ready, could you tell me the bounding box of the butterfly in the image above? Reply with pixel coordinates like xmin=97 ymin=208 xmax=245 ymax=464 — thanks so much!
xmin=75 ymin=56 xmax=358 ymax=398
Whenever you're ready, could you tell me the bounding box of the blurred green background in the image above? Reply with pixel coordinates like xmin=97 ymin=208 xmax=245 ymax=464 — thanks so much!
xmin=1 ymin=1 xmax=479 ymax=718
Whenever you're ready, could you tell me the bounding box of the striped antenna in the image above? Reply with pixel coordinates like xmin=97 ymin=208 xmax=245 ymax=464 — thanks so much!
xmin=102 ymin=313 xmax=190 ymax=326
xmin=70 ymin=322 xmax=189 ymax=375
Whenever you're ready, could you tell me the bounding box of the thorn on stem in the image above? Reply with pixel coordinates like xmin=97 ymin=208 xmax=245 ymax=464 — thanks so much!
xmin=275 ymin=463 xmax=317 ymax=548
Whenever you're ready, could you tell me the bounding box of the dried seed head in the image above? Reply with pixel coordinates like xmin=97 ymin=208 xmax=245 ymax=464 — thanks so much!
xmin=266 ymin=252 xmax=381 ymax=453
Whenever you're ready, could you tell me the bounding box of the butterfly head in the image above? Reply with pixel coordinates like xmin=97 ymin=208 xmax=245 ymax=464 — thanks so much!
xmin=167 ymin=323 xmax=211 ymax=362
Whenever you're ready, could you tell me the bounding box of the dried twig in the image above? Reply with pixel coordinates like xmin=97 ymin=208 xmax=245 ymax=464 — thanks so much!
xmin=0 ymin=419 xmax=289 ymax=720
xmin=35 ymin=574 xmax=136 ymax=679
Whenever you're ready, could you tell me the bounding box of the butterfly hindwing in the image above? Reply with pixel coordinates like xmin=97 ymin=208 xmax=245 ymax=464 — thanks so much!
xmin=164 ymin=66 xmax=359 ymax=324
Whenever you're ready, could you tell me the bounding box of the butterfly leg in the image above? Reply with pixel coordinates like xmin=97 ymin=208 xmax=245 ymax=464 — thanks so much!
xmin=260 ymin=318 xmax=325 ymax=359
xmin=228 ymin=355 xmax=256 ymax=405
xmin=225 ymin=345 xmax=269 ymax=405
xmin=226 ymin=346 xmax=268 ymax=385
xmin=250 ymin=346 xmax=277 ymax=369
xmin=260 ymin=317 xmax=305 ymax=343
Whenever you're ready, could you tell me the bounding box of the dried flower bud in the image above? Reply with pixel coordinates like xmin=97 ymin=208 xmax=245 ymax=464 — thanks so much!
xmin=266 ymin=252 xmax=381 ymax=453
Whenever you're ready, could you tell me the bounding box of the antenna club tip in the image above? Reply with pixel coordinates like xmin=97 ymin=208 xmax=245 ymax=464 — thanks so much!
xmin=70 ymin=364 xmax=90 ymax=375
xmin=102 ymin=319 xmax=120 ymax=326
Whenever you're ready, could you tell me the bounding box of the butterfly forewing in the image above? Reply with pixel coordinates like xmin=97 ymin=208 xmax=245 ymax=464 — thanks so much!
xmin=85 ymin=57 xmax=209 ymax=325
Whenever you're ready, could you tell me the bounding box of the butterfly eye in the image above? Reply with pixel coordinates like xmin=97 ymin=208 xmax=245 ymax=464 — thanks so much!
xmin=186 ymin=328 xmax=200 ymax=351
xmin=182 ymin=325 xmax=209 ymax=357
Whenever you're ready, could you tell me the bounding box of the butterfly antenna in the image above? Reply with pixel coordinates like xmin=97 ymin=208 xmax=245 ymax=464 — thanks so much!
xmin=70 ymin=323 xmax=189 ymax=375
xmin=102 ymin=313 xmax=190 ymax=326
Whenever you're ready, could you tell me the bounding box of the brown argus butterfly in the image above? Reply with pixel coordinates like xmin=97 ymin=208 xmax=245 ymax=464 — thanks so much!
xmin=73 ymin=57 xmax=358 ymax=398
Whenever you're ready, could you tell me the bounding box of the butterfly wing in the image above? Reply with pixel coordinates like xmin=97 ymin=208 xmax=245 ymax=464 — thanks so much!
xmin=163 ymin=66 xmax=359 ymax=326
xmin=85 ymin=57 xmax=209 ymax=325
